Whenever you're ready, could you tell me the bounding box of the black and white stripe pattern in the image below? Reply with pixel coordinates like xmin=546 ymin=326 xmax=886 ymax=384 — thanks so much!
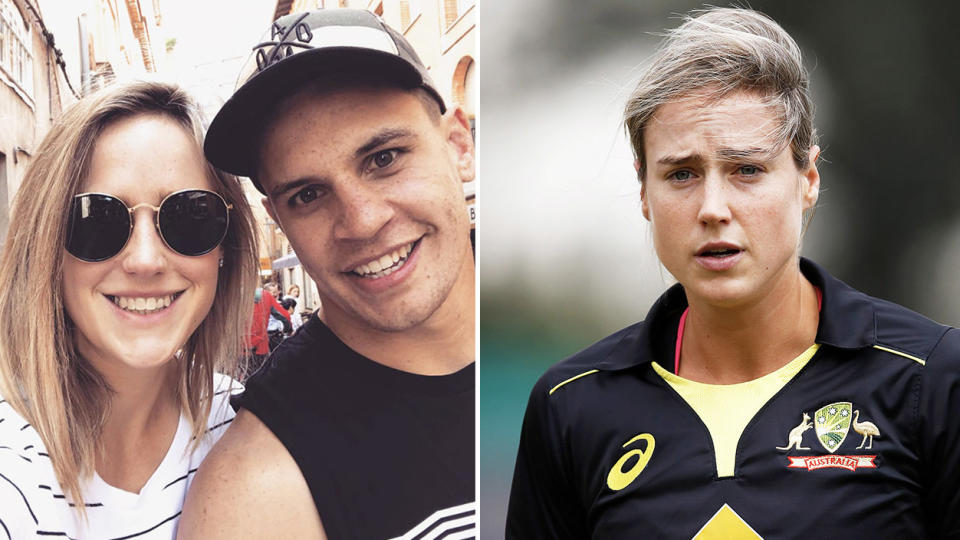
xmin=0 ymin=375 xmax=241 ymax=539
xmin=389 ymin=502 xmax=477 ymax=540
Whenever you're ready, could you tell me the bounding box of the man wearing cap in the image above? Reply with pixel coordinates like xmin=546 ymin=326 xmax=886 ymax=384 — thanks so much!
xmin=179 ymin=9 xmax=475 ymax=539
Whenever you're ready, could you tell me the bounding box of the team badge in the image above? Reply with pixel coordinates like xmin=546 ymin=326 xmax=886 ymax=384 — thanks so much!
xmin=814 ymin=401 xmax=851 ymax=453
xmin=778 ymin=402 xmax=880 ymax=471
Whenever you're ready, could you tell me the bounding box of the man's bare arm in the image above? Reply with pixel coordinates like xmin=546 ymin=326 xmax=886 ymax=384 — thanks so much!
xmin=177 ymin=410 xmax=326 ymax=539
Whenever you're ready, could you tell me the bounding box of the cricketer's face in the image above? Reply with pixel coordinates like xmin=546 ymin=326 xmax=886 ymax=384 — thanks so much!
xmin=258 ymin=86 xmax=475 ymax=335
xmin=640 ymin=90 xmax=820 ymax=309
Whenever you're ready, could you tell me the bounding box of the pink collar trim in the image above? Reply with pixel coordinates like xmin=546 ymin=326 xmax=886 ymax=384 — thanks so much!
xmin=674 ymin=287 xmax=822 ymax=375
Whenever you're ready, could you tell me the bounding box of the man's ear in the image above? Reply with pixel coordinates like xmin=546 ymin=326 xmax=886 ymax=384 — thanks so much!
xmin=444 ymin=106 xmax=475 ymax=183
xmin=262 ymin=196 xmax=280 ymax=227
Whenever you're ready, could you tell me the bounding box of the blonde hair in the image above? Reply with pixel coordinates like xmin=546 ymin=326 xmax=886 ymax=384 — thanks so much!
xmin=0 ymin=80 xmax=258 ymax=510
xmin=624 ymin=7 xmax=817 ymax=179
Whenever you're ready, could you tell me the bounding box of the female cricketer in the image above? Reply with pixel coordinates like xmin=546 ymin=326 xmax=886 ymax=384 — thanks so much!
xmin=507 ymin=7 xmax=960 ymax=538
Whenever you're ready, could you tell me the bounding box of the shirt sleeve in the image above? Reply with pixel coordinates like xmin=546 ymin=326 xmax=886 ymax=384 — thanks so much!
xmin=0 ymin=463 xmax=40 ymax=539
xmin=918 ymin=327 xmax=960 ymax=539
xmin=506 ymin=377 xmax=588 ymax=539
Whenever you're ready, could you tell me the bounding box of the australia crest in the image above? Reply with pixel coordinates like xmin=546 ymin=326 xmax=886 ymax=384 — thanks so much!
xmin=778 ymin=401 xmax=879 ymax=471
xmin=814 ymin=401 xmax=851 ymax=453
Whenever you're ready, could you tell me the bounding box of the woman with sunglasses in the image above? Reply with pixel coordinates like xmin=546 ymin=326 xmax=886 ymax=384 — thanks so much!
xmin=0 ymin=80 xmax=257 ymax=538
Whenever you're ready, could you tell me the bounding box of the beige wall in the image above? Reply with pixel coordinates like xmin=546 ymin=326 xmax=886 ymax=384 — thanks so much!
xmin=273 ymin=0 xmax=476 ymax=113
xmin=0 ymin=0 xmax=158 ymax=242
xmin=370 ymin=0 xmax=476 ymax=207
xmin=368 ymin=0 xmax=475 ymax=114
xmin=0 ymin=0 xmax=70 ymax=241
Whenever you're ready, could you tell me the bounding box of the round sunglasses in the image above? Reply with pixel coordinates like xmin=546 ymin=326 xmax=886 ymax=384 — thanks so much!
xmin=66 ymin=189 xmax=232 ymax=262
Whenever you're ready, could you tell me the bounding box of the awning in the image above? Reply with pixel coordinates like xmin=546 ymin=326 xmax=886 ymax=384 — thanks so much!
xmin=272 ymin=252 xmax=301 ymax=270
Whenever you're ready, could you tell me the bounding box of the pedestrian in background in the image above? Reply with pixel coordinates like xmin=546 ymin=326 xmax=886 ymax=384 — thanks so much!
xmin=246 ymin=284 xmax=288 ymax=375
xmin=285 ymin=284 xmax=303 ymax=331
xmin=267 ymin=295 xmax=293 ymax=351
xmin=263 ymin=281 xmax=281 ymax=299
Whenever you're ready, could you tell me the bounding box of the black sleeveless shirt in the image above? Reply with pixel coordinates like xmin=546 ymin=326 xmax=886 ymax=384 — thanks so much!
xmin=233 ymin=315 xmax=475 ymax=539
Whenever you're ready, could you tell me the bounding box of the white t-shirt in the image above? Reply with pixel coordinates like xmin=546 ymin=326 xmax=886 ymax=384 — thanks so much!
xmin=0 ymin=374 xmax=240 ymax=539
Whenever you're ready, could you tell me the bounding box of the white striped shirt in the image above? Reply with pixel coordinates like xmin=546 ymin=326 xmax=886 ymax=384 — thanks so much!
xmin=0 ymin=375 xmax=239 ymax=540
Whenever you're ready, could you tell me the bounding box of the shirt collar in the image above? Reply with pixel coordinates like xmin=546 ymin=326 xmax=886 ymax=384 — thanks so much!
xmin=800 ymin=257 xmax=877 ymax=349
xmin=593 ymin=258 xmax=877 ymax=372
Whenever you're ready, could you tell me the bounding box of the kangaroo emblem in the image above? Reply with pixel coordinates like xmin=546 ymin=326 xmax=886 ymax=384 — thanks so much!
xmin=776 ymin=412 xmax=812 ymax=451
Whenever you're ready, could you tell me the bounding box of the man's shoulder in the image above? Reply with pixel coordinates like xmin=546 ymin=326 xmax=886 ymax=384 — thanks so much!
xmin=179 ymin=409 xmax=326 ymax=539
xmin=231 ymin=317 xmax=373 ymax=454
xmin=266 ymin=316 xmax=344 ymax=362
xmin=184 ymin=410 xmax=300 ymax=516
xmin=245 ymin=317 xmax=361 ymax=391
xmin=189 ymin=408 xmax=293 ymax=481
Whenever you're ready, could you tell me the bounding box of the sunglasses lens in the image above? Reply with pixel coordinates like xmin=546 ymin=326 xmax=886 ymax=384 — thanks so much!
xmin=158 ymin=190 xmax=229 ymax=256
xmin=66 ymin=195 xmax=131 ymax=261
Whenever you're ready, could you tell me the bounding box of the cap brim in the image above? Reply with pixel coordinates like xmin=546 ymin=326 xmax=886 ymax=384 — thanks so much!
xmin=204 ymin=47 xmax=439 ymax=188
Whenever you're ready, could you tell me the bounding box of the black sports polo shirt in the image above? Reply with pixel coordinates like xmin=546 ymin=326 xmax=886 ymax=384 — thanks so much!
xmin=507 ymin=259 xmax=960 ymax=538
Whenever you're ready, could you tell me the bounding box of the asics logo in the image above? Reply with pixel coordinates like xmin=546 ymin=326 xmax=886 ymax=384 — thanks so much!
xmin=606 ymin=433 xmax=656 ymax=491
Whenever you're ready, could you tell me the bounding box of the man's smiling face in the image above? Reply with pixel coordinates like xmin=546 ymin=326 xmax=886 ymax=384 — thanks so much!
xmin=258 ymin=85 xmax=475 ymax=335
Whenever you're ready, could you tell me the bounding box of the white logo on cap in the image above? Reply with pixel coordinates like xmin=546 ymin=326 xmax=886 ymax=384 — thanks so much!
xmin=307 ymin=26 xmax=399 ymax=55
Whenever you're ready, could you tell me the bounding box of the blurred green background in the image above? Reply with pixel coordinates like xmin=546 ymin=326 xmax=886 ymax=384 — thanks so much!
xmin=479 ymin=1 xmax=960 ymax=537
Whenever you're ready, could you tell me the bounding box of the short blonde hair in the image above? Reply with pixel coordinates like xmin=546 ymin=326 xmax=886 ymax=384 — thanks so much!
xmin=0 ymin=80 xmax=258 ymax=510
xmin=624 ymin=7 xmax=817 ymax=178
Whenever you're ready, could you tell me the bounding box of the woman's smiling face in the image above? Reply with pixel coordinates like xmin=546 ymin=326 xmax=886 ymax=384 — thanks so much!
xmin=63 ymin=114 xmax=221 ymax=378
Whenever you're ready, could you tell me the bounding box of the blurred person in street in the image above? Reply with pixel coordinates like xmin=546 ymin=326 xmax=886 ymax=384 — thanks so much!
xmin=267 ymin=295 xmax=293 ymax=351
xmin=280 ymin=296 xmax=297 ymax=322
xmin=263 ymin=280 xmax=281 ymax=299
xmin=246 ymin=283 xmax=288 ymax=376
xmin=507 ymin=7 xmax=960 ymax=538
xmin=261 ymin=281 xmax=291 ymax=351
xmin=0 ymin=80 xmax=258 ymax=538
xmin=179 ymin=8 xmax=475 ymax=540
xmin=285 ymin=284 xmax=303 ymax=331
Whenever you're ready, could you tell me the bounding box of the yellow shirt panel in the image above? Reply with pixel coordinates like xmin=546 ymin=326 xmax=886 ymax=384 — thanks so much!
xmin=652 ymin=344 xmax=820 ymax=477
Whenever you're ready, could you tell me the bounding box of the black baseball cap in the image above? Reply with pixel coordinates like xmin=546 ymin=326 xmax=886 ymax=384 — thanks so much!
xmin=204 ymin=9 xmax=446 ymax=192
